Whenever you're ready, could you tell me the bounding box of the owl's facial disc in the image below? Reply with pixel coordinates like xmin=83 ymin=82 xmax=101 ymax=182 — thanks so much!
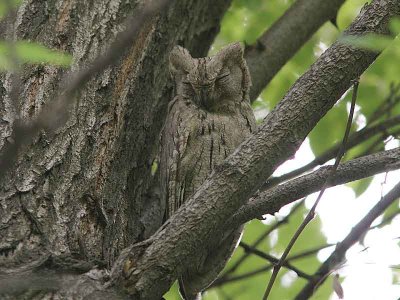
xmin=186 ymin=68 xmax=217 ymax=110
xmin=193 ymin=83 xmax=215 ymax=109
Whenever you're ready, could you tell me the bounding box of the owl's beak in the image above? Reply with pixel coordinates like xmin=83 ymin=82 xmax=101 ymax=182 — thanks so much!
xmin=196 ymin=86 xmax=213 ymax=108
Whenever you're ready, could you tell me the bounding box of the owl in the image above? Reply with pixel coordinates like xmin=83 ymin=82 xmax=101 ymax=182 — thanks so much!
xmin=160 ymin=43 xmax=256 ymax=300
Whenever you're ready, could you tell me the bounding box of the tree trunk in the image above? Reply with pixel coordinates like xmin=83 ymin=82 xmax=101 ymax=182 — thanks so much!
xmin=0 ymin=0 xmax=230 ymax=294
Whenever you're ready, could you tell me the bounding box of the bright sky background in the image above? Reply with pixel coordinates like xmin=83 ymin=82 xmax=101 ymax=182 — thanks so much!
xmin=272 ymin=136 xmax=400 ymax=300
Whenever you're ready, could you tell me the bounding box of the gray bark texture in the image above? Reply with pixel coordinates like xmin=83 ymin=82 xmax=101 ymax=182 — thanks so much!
xmin=0 ymin=0 xmax=399 ymax=299
xmin=0 ymin=0 xmax=231 ymax=298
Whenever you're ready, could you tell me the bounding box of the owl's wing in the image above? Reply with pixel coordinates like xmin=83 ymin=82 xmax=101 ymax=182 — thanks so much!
xmin=160 ymin=98 xmax=192 ymax=219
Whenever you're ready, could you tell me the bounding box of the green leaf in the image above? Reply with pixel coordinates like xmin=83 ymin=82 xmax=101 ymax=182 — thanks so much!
xmin=339 ymin=34 xmax=394 ymax=52
xmin=344 ymin=129 xmax=385 ymax=161
xmin=163 ymin=282 xmax=181 ymax=300
xmin=15 ymin=41 xmax=72 ymax=66
xmin=309 ymin=98 xmax=348 ymax=156
xmin=347 ymin=177 xmax=374 ymax=197
xmin=260 ymin=32 xmax=318 ymax=110
xmin=215 ymin=0 xmax=292 ymax=49
xmin=0 ymin=41 xmax=72 ymax=68
xmin=357 ymin=83 xmax=384 ymax=120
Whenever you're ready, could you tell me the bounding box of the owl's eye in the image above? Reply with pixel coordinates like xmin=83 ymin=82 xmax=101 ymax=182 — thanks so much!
xmin=217 ymin=72 xmax=230 ymax=80
xmin=182 ymin=80 xmax=191 ymax=85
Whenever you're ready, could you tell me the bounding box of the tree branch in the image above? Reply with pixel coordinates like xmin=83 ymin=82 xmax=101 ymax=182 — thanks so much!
xmin=295 ymin=180 xmax=400 ymax=299
xmin=245 ymin=0 xmax=345 ymax=100
xmin=231 ymin=147 xmax=400 ymax=228
xmin=108 ymin=1 xmax=400 ymax=299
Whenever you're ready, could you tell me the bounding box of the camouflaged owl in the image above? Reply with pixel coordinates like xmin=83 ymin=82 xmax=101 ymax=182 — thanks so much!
xmin=160 ymin=43 xmax=256 ymax=300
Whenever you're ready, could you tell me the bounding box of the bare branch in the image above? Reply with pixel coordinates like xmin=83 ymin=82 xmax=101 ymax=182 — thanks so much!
xmin=295 ymin=180 xmax=400 ymax=299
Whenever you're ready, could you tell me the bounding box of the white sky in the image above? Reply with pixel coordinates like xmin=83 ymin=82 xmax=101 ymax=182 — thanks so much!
xmin=273 ymin=137 xmax=400 ymax=300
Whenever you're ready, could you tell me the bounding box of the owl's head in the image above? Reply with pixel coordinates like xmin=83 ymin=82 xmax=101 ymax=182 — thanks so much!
xmin=169 ymin=43 xmax=251 ymax=112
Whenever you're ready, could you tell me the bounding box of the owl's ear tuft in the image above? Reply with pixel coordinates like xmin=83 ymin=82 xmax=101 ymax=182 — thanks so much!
xmin=169 ymin=46 xmax=194 ymax=75
xmin=216 ymin=42 xmax=244 ymax=65
xmin=213 ymin=42 xmax=251 ymax=102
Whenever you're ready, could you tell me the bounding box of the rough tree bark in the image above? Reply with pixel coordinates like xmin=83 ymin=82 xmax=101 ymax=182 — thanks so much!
xmin=0 ymin=0 xmax=231 ymax=297
xmin=1 ymin=0 xmax=399 ymax=299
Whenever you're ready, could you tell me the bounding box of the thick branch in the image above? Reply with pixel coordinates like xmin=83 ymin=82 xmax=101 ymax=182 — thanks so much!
xmin=231 ymin=147 xmax=400 ymax=227
xmin=295 ymin=180 xmax=400 ymax=299
xmin=245 ymin=0 xmax=345 ymax=100
xmin=110 ymin=1 xmax=400 ymax=299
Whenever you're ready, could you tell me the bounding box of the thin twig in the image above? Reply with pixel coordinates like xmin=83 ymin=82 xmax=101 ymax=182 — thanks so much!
xmin=0 ymin=0 xmax=172 ymax=181
xmin=239 ymin=242 xmax=313 ymax=280
xmin=262 ymin=80 xmax=359 ymax=299
xmin=211 ymin=244 xmax=334 ymax=288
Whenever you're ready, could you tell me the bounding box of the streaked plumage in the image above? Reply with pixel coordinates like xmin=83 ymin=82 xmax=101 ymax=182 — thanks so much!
xmin=160 ymin=43 xmax=256 ymax=299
